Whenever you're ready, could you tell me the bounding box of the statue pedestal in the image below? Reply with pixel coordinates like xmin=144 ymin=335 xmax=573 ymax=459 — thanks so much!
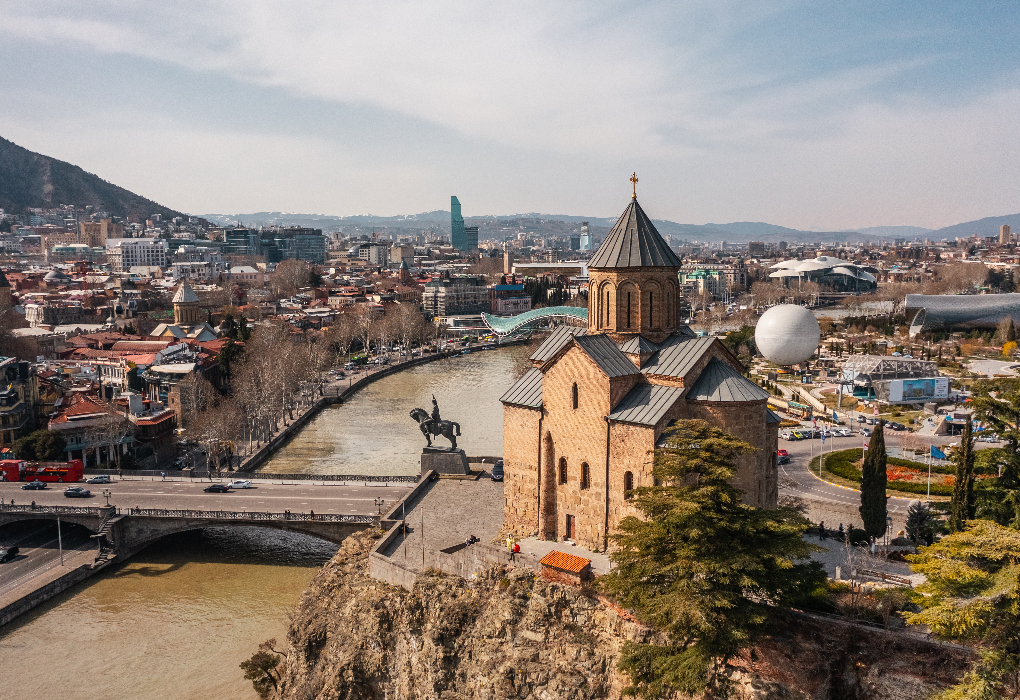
xmin=421 ymin=447 xmax=469 ymax=476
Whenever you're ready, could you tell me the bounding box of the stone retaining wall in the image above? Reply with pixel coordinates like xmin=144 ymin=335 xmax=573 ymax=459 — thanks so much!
xmin=0 ymin=559 xmax=110 ymax=628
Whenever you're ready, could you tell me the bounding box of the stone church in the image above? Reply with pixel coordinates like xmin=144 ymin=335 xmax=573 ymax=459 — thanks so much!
xmin=500 ymin=194 xmax=780 ymax=551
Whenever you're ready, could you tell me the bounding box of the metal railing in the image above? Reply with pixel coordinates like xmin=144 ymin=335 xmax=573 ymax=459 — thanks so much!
xmin=0 ymin=504 xmax=104 ymax=516
xmin=82 ymin=468 xmax=419 ymax=484
xmin=122 ymin=508 xmax=378 ymax=524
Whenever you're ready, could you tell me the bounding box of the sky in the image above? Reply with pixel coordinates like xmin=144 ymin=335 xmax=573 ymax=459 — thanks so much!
xmin=1 ymin=0 xmax=1019 ymax=230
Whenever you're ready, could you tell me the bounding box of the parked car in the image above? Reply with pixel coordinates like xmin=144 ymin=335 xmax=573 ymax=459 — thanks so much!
xmin=777 ymin=455 xmax=791 ymax=465
xmin=777 ymin=449 xmax=789 ymax=457
xmin=977 ymin=435 xmax=998 ymax=443
xmin=491 ymin=460 xmax=504 ymax=482
xmin=889 ymin=422 xmax=906 ymax=431
xmin=860 ymin=428 xmax=872 ymax=437
xmin=867 ymin=417 xmax=878 ymax=425
xmin=63 ymin=486 xmax=91 ymax=498
xmin=857 ymin=415 xmax=867 ymax=423
xmin=228 ymin=480 xmax=253 ymax=489
xmin=21 ymin=481 xmax=46 ymax=490
xmin=86 ymin=474 xmax=112 ymax=484
xmin=203 ymin=483 xmax=231 ymax=493
xmin=838 ymin=428 xmax=853 ymax=437
xmin=0 ymin=547 xmax=20 ymax=563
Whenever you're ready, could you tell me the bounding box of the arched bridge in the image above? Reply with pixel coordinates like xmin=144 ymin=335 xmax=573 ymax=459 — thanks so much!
xmin=0 ymin=504 xmax=379 ymax=562
xmin=482 ymin=306 xmax=588 ymax=336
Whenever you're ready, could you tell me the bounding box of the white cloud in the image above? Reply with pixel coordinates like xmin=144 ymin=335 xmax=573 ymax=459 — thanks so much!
xmin=2 ymin=1 xmax=1019 ymax=229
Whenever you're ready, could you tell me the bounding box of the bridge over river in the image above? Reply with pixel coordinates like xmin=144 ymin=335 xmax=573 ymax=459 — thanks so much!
xmin=0 ymin=476 xmax=413 ymax=568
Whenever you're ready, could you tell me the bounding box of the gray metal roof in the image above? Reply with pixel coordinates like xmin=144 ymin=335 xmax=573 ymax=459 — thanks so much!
xmin=905 ymin=293 xmax=1020 ymax=336
xmin=766 ymin=407 xmax=782 ymax=424
xmin=609 ymin=383 xmax=684 ymax=426
xmin=172 ymin=279 xmax=199 ymax=304
xmin=640 ymin=335 xmax=715 ymax=379
xmin=686 ymin=358 xmax=771 ymax=403
xmin=499 ymin=368 xmax=543 ymax=408
xmin=529 ymin=325 xmax=587 ymax=363
xmin=574 ymin=334 xmax=640 ymax=377
xmin=618 ymin=335 xmax=659 ymax=355
xmin=587 ymin=199 xmax=683 ymax=269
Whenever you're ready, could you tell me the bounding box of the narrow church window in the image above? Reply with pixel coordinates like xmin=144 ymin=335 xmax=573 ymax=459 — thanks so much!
xmin=581 ymin=462 xmax=590 ymax=490
xmin=605 ymin=290 xmax=610 ymax=327
xmin=624 ymin=471 xmax=634 ymax=498
xmin=627 ymin=293 xmax=631 ymax=328
xmin=571 ymin=383 xmax=578 ymax=409
xmin=648 ymin=292 xmax=654 ymax=327
xmin=559 ymin=457 xmax=567 ymax=485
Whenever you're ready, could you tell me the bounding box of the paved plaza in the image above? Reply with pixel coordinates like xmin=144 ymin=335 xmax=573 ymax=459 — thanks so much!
xmin=384 ymin=474 xmax=506 ymax=571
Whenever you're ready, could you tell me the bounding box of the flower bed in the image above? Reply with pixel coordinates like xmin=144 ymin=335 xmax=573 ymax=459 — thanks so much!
xmin=821 ymin=448 xmax=954 ymax=496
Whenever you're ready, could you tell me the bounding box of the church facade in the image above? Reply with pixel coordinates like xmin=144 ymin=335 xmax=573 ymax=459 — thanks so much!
xmin=500 ymin=195 xmax=780 ymax=552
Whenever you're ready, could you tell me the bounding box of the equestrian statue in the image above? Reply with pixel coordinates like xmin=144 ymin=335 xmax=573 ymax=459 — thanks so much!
xmin=410 ymin=395 xmax=461 ymax=450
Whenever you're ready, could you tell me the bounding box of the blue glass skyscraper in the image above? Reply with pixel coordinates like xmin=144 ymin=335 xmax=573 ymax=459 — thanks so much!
xmin=451 ymin=195 xmax=466 ymax=250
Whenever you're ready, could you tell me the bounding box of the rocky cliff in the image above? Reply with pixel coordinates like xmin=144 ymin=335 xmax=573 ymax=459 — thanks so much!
xmin=269 ymin=532 xmax=970 ymax=700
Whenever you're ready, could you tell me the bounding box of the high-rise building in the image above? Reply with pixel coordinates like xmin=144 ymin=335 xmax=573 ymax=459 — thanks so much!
xmin=1001 ymin=225 xmax=1012 ymax=245
xmin=451 ymin=196 xmax=472 ymax=251
xmin=463 ymin=226 xmax=478 ymax=250
xmin=580 ymin=221 xmax=591 ymax=251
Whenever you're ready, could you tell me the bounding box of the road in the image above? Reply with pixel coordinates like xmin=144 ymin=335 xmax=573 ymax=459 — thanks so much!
xmin=0 ymin=520 xmax=94 ymax=597
xmin=0 ymin=479 xmax=414 ymax=516
xmin=776 ymin=425 xmax=995 ymax=532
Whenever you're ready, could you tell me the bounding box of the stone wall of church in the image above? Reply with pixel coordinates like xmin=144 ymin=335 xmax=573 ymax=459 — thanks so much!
xmin=502 ymin=404 xmax=542 ymax=538
xmin=606 ymin=421 xmax=656 ymax=541
xmin=685 ymin=400 xmax=778 ymax=508
xmin=587 ymin=267 xmax=681 ymax=343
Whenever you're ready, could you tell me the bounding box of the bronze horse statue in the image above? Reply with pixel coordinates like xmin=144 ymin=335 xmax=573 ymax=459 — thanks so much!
xmin=409 ymin=408 xmax=461 ymax=450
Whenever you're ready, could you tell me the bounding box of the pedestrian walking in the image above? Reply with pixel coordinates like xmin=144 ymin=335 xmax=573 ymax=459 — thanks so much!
xmin=819 ymin=521 xmax=827 ymax=541
xmin=511 ymin=542 xmax=520 ymax=562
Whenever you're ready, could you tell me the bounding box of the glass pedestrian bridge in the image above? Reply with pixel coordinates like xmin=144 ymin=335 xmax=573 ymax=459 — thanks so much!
xmin=482 ymin=306 xmax=588 ymax=336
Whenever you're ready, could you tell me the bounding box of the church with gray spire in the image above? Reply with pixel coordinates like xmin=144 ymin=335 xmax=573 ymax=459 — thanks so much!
xmin=500 ymin=182 xmax=780 ymax=551
xmin=151 ymin=279 xmax=218 ymax=341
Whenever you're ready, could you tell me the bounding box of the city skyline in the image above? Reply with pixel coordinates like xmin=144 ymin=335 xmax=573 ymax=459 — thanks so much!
xmin=2 ymin=1 xmax=1018 ymax=230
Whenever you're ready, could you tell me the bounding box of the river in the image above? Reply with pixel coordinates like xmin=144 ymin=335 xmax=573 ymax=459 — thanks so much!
xmin=261 ymin=343 xmax=534 ymax=475
xmin=0 ymin=343 xmax=533 ymax=699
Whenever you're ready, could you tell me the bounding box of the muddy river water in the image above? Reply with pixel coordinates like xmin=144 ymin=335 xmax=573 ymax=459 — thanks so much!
xmin=0 ymin=343 xmax=532 ymax=699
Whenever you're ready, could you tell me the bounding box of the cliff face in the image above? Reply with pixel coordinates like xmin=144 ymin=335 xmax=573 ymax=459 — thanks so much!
xmin=272 ymin=533 xmax=969 ymax=700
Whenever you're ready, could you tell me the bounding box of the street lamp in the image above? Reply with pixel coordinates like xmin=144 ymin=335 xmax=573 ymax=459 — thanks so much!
xmin=374 ymin=498 xmax=385 ymax=515
xmin=102 ymin=489 xmax=112 ymax=507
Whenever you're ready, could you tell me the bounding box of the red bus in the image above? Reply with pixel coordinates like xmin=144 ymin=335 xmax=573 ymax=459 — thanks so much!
xmin=0 ymin=459 xmax=84 ymax=483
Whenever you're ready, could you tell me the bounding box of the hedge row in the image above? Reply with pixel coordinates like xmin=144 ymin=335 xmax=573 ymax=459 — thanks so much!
xmin=821 ymin=449 xmax=953 ymax=496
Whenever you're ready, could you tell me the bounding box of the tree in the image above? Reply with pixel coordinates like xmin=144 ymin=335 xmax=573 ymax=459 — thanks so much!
xmin=949 ymin=418 xmax=977 ymax=533
xmin=905 ymin=501 xmax=936 ymax=545
xmin=240 ymin=646 xmax=283 ymax=699
xmin=270 ymin=259 xmax=312 ymax=298
xmin=973 ymin=379 xmax=1020 ymax=527
xmin=859 ymin=422 xmax=888 ymax=542
xmin=906 ymin=521 xmax=1020 ymax=698
xmin=12 ymin=430 xmax=67 ymax=461
xmin=599 ymin=420 xmax=825 ymax=698
xmin=996 ymin=316 xmax=1017 ymax=345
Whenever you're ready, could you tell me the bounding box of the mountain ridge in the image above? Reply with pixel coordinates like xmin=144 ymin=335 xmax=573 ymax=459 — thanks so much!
xmin=0 ymin=136 xmax=182 ymax=220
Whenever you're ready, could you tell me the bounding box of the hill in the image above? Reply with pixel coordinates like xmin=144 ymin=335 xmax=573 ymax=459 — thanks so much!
xmin=929 ymin=213 xmax=1020 ymax=239
xmin=0 ymin=136 xmax=182 ymax=220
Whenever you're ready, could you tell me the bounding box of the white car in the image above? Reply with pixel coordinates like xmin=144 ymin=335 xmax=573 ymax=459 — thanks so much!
xmin=228 ymin=480 xmax=253 ymax=489
xmin=86 ymin=474 xmax=112 ymax=484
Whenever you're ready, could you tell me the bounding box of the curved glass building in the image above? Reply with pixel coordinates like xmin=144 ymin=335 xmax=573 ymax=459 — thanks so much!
xmin=906 ymin=293 xmax=1020 ymax=336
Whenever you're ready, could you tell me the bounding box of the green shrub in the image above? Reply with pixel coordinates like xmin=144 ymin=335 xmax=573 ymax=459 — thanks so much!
xmin=821 ymin=449 xmax=952 ymax=496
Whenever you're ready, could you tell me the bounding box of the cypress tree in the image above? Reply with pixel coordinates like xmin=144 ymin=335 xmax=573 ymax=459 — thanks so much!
xmin=859 ymin=421 xmax=888 ymax=542
xmin=949 ymin=419 xmax=976 ymax=532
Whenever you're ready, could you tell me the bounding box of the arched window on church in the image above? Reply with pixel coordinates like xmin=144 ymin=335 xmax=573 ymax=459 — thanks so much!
xmin=559 ymin=457 xmax=568 ymax=485
xmin=627 ymin=293 xmax=632 ymax=328
xmin=571 ymin=383 xmax=578 ymax=409
xmin=624 ymin=471 xmax=634 ymax=498
xmin=665 ymin=292 xmax=671 ymax=326
xmin=581 ymin=462 xmax=590 ymax=490
xmin=648 ymin=292 xmax=654 ymax=328
xmin=604 ymin=289 xmax=610 ymax=328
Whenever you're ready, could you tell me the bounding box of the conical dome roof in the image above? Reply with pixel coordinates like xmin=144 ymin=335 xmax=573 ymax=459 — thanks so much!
xmin=587 ymin=199 xmax=681 ymax=269
xmin=172 ymin=279 xmax=199 ymax=304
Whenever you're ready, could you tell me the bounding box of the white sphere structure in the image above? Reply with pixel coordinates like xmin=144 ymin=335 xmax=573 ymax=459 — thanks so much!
xmin=755 ymin=304 xmax=820 ymax=366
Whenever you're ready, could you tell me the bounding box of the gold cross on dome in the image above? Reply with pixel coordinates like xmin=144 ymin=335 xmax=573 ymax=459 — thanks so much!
xmin=630 ymin=172 xmax=638 ymax=199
